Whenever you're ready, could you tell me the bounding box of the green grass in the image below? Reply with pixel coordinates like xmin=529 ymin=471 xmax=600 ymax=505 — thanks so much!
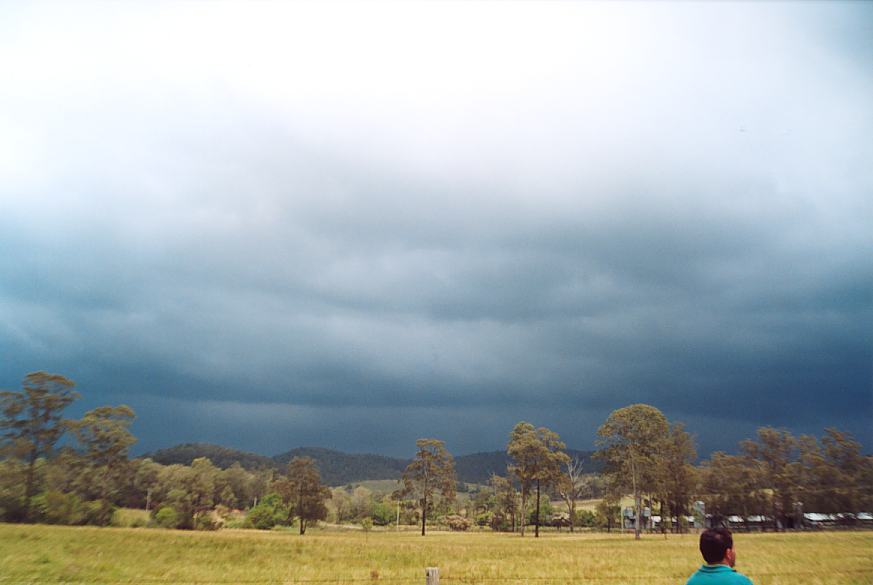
xmin=0 ymin=523 xmax=870 ymax=585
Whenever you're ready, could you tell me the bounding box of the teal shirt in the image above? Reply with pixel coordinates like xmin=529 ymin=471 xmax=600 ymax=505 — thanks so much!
xmin=686 ymin=564 xmax=753 ymax=585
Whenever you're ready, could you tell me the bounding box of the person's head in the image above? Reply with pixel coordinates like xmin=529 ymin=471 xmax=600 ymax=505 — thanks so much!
xmin=699 ymin=527 xmax=736 ymax=567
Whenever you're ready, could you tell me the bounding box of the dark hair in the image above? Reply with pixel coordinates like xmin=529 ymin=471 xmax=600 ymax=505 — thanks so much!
xmin=699 ymin=527 xmax=733 ymax=564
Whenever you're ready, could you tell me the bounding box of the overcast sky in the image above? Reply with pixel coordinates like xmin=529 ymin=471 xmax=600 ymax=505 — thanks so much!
xmin=1 ymin=1 xmax=870 ymax=458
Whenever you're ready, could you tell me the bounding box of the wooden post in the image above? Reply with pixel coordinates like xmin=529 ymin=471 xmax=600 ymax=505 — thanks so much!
xmin=425 ymin=567 xmax=439 ymax=585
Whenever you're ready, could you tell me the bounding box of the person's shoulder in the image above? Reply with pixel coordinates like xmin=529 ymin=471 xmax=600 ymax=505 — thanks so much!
xmin=730 ymin=569 xmax=754 ymax=585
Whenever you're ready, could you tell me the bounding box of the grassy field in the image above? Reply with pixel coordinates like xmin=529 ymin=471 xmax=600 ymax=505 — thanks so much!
xmin=0 ymin=523 xmax=870 ymax=585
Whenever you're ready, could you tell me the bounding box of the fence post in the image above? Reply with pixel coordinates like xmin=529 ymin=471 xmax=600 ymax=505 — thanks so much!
xmin=425 ymin=567 xmax=439 ymax=585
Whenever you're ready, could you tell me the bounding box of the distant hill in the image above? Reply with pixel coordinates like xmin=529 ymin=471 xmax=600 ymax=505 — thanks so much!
xmin=145 ymin=443 xmax=598 ymax=486
xmin=453 ymin=449 xmax=600 ymax=485
xmin=146 ymin=443 xmax=275 ymax=470
xmin=273 ymin=447 xmax=408 ymax=486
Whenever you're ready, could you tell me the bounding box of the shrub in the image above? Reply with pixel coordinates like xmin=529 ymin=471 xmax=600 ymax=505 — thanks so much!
xmin=443 ymin=514 xmax=471 ymax=531
xmin=111 ymin=508 xmax=150 ymax=528
xmin=247 ymin=503 xmax=282 ymax=530
xmin=224 ymin=516 xmax=250 ymax=529
xmin=195 ymin=513 xmax=220 ymax=531
xmin=360 ymin=517 xmax=373 ymax=532
xmin=83 ymin=500 xmax=115 ymax=526
xmin=576 ymin=510 xmax=596 ymax=528
xmin=154 ymin=506 xmax=180 ymax=529
xmin=34 ymin=491 xmax=86 ymax=525
xmin=475 ymin=511 xmax=493 ymax=528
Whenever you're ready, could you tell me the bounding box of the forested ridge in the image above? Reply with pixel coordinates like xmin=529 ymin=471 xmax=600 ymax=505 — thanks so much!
xmin=147 ymin=444 xmax=599 ymax=486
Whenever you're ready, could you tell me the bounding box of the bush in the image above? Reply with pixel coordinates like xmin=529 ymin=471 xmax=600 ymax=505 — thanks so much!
xmin=443 ymin=514 xmax=471 ymax=531
xmin=195 ymin=513 xmax=220 ymax=531
xmin=489 ymin=512 xmax=513 ymax=532
xmin=224 ymin=516 xmax=251 ymax=529
xmin=111 ymin=508 xmax=150 ymax=528
xmin=360 ymin=517 xmax=373 ymax=532
xmin=33 ymin=491 xmax=86 ymax=525
xmin=83 ymin=500 xmax=115 ymax=526
xmin=576 ymin=509 xmax=596 ymax=528
xmin=475 ymin=511 xmax=493 ymax=528
xmin=154 ymin=506 xmax=180 ymax=529
xmin=247 ymin=503 xmax=283 ymax=530
xmin=372 ymin=500 xmax=395 ymax=526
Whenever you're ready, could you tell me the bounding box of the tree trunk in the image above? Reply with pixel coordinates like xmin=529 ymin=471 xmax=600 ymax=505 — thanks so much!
xmin=634 ymin=491 xmax=642 ymax=540
xmin=300 ymin=518 xmax=305 ymax=535
xmin=567 ymin=499 xmax=575 ymax=533
xmin=421 ymin=493 xmax=427 ymax=536
xmin=520 ymin=489 xmax=527 ymax=536
xmin=24 ymin=449 xmax=37 ymax=521
xmin=535 ymin=480 xmax=541 ymax=538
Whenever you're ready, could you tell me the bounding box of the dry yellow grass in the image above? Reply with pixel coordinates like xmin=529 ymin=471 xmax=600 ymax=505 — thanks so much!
xmin=0 ymin=523 xmax=870 ymax=585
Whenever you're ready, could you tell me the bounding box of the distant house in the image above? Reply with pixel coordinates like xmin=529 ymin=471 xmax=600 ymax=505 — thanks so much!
xmin=622 ymin=506 xmax=651 ymax=530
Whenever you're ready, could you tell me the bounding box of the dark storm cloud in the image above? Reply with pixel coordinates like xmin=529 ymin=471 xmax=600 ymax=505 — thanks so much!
xmin=0 ymin=2 xmax=870 ymax=456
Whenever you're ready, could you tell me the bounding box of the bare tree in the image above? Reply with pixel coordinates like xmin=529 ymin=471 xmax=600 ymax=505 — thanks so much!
xmin=557 ymin=457 xmax=588 ymax=532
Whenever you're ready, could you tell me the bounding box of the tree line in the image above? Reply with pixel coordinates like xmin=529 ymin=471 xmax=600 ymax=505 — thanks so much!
xmin=2 ymin=372 xmax=871 ymax=536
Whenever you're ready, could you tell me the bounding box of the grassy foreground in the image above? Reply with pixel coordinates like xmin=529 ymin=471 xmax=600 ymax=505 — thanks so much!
xmin=0 ymin=524 xmax=871 ymax=585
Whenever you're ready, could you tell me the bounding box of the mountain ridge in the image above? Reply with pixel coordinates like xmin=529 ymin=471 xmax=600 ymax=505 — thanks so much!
xmin=144 ymin=442 xmax=600 ymax=486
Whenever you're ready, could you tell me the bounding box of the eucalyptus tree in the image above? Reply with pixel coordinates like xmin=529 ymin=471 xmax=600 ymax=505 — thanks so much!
xmin=656 ymin=422 xmax=697 ymax=533
xmin=490 ymin=474 xmax=519 ymax=532
xmin=69 ymin=404 xmax=136 ymax=522
xmin=394 ymin=438 xmax=456 ymax=536
xmin=741 ymin=427 xmax=797 ymax=530
xmin=0 ymin=372 xmax=80 ymax=520
xmin=281 ymin=456 xmax=331 ymax=534
xmin=596 ymin=404 xmax=669 ymax=540
xmin=557 ymin=456 xmax=588 ymax=532
xmin=507 ymin=421 xmax=569 ymax=537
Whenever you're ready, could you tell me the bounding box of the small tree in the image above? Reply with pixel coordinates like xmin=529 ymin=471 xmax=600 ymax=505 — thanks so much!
xmin=489 ymin=474 xmax=518 ymax=532
xmin=0 ymin=372 xmax=80 ymax=521
xmin=507 ymin=422 xmax=569 ymax=537
xmin=281 ymin=457 xmax=331 ymax=534
xmin=595 ymin=497 xmax=621 ymax=532
xmin=394 ymin=438 xmax=456 ymax=536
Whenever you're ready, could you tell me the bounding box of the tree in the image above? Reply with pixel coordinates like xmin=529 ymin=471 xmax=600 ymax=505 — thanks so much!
xmin=328 ymin=487 xmax=352 ymax=523
xmin=741 ymin=427 xmax=796 ymax=530
xmin=557 ymin=456 xmax=588 ymax=532
xmin=189 ymin=457 xmax=219 ymax=526
xmin=796 ymin=428 xmax=870 ymax=518
xmin=280 ymin=456 xmax=331 ymax=534
xmin=507 ymin=422 xmax=569 ymax=537
xmin=596 ymin=404 xmax=669 ymax=540
xmin=394 ymin=438 xmax=456 ymax=536
xmin=656 ymin=422 xmax=697 ymax=533
xmin=489 ymin=474 xmax=519 ymax=532
xmin=699 ymin=451 xmax=765 ymax=530
xmin=68 ymin=404 xmax=136 ymax=524
xmin=0 ymin=372 xmax=80 ymax=520
xmin=595 ymin=497 xmax=621 ymax=532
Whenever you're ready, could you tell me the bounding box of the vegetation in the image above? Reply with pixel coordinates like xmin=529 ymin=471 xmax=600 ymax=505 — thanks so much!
xmin=2 ymin=371 xmax=872 ymax=536
xmin=507 ymin=422 xmax=569 ymax=537
xmin=151 ymin=443 xmax=598 ymax=486
xmin=596 ymin=404 xmax=670 ymax=540
xmin=395 ymin=438 xmax=457 ymax=536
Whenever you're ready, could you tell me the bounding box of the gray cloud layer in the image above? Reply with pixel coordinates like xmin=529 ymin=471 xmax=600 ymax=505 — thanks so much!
xmin=1 ymin=2 xmax=870 ymax=456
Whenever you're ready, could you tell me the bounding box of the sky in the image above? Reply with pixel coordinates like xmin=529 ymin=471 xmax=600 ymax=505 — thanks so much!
xmin=0 ymin=1 xmax=871 ymax=459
